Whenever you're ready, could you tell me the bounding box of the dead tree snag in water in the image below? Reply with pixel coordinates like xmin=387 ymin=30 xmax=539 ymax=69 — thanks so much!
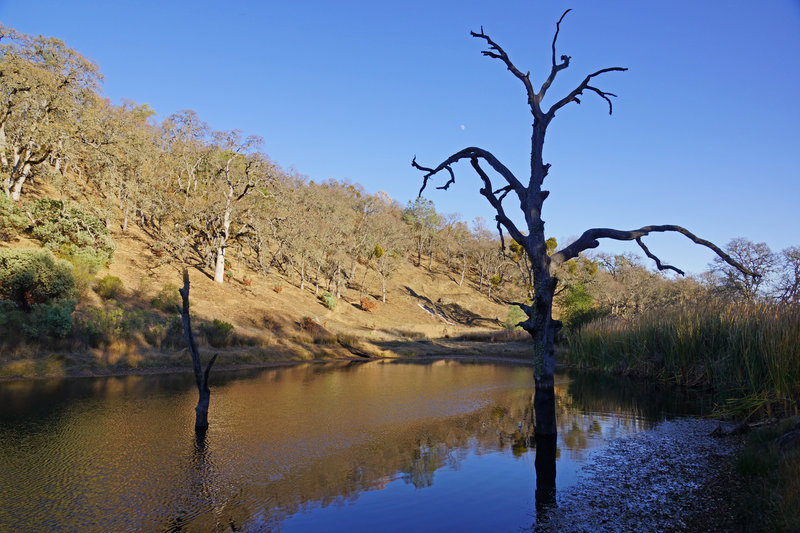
xmin=179 ymin=269 xmax=217 ymax=430
xmin=413 ymin=10 xmax=755 ymax=437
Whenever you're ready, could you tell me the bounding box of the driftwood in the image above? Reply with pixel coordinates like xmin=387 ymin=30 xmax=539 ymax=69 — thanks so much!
xmin=179 ymin=269 xmax=217 ymax=429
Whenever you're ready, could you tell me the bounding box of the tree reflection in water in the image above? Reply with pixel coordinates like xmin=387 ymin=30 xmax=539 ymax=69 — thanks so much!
xmin=0 ymin=361 xmax=709 ymax=532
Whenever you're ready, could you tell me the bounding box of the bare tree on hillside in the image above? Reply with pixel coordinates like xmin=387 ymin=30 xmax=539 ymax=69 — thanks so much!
xmin=412 ymin=11 xmax=755 ymax=436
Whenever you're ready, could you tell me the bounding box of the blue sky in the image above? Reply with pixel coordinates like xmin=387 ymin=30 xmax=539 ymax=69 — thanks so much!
xmin=2 ymin=0 xmax=799 ymax=275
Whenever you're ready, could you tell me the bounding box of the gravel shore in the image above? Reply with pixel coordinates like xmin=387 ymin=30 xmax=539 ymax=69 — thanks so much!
xmin=537 ymin=418 xmax=744 ymax=532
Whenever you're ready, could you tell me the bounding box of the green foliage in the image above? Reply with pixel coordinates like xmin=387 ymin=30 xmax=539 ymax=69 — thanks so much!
xmin=545 ymin=237 xmax=557 ymax=255
xmin=151 ymin=283 xmax=181 ymax=313
xmin=490 ymin=274 xmax=502 ymax=288
xmin=374 ymin=244 xmax=384 ymax=259
xmin=0 ymin=194 xmax=29 ymax=240
xmin=321 ymin=291 xmax=337 ymax=310
xmin=23 ymin=299 xmax=76 ymax=339
xmin=0 ymin=248 xmax=76 ymax=309
xmin=94 ymin=275 xmax=124 ymax=300
xmin=558 ymin=282 xmax=609 ymax=332
xmin=80 ymin=305 xmax=124 ymax=346
xmin=27 ymin=198 xmax=115 ymax=265
xmin=0 ymin=297 xmax=76 ymax=344
xmin=503 ymin=305 xmax=527 ymax=330
xmin=566 ymin=302 xmax=800 ymax=418
xmin=144 ymin=314 xmax=184 ymax=349
xmin=199 ymin=318 xmax=235 ymax=347
xmin=403 ymin=197 xmax=440 ymax=234
xmin=734 ymin=420 xmax=800 ymax=532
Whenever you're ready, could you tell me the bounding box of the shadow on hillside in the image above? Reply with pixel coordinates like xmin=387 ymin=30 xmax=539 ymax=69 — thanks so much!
xmin=404 ymin=287 xmax=501 ymax=327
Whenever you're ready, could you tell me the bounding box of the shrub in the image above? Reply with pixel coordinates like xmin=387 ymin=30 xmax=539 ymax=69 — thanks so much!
xmin=0 ymin=248 xmax=77 ymax=309
xmin=321 ymin=291 xmax=337 ymax=310
xmin=503 ymin=305 xmax=527 ymax=330
xmin=300 ymin=316 xmax=318 ymax=331
xmin=152 ymin=283 xmax=181 ymax=313
xmin=27 ymin=198 xmax=115 ymax=265
xmin=23 ymin=299 xmax=77 ymax=339
xmin=199 ymin=318 xmax=235 ymax=347
xmin=0 ymin=194 xmax=29 ymax=240
xmin=95 ymin=275 xmax=124 ymax=300
xmin=80 ymin=305 xmax=124 ymax=346
xmin=360 ymin=296 xmax=378 ymax=312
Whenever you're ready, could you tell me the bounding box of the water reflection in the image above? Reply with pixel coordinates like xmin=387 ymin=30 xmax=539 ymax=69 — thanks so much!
xmin=0 ymin=360 xmax=707 ymax=531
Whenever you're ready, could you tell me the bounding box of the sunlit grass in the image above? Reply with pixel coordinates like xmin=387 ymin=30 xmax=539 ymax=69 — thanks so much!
xmin=566 ymin=301 xmax=800 ymax=418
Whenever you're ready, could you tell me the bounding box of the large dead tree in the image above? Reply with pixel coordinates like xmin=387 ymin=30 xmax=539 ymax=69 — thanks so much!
xmin=413 ymin=11 xmax=755 ymax=436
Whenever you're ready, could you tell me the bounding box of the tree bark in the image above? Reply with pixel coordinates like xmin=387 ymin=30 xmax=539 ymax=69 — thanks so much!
xmin=178 ymin=269 xmax=217 ymax=430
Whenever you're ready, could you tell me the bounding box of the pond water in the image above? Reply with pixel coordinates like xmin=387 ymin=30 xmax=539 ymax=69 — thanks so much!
xmin=0 ymin=359 xmax=708 ymax=532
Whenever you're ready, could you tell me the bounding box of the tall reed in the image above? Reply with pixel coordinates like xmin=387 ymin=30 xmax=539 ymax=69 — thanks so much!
xmin=566 ymin=301 xmax=800 ymax=418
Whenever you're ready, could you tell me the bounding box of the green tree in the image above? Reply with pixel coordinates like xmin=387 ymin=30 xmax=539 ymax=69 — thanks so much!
xmin=403 ymin=196 xmax=440 ymax=268
xmin=0 ymin=25 xmax=101 ymax=200
xmin=0 ymin=248 xmax=76 ymax=310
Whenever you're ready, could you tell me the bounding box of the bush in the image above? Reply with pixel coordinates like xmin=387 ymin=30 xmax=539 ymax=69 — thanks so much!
xmin=23 ymin=299 xmax=77 ymax=339
xmin=0 ymin=194 xmax=29 ymax=240
xmin=95 ymin=275 xmax=124 ymax=300
xmin=199 ymin=318 xmax=234 ymax=347
xmin=152 ymin=283 xmax=181 ymax=313
xmin=360 ymin=296 xmax=378 ymax=312
xmin=145 ymin=314 xmax=184 ymax=349
xmin=503 ymin=305 xmax=527 ymax=330
xmin=80 ymin=305 xmax=124 ymax=346
xmin=0 ymin=248 xmax=77 ymax=309
xmin=27 ymin=198 xmax=115 ymax=265
xmin=321 ymin=291 xmax=337 ymax=310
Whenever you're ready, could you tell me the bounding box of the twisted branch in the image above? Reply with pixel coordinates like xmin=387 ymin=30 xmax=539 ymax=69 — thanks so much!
xmin=551 ymin=225 xmax=758 ymax=277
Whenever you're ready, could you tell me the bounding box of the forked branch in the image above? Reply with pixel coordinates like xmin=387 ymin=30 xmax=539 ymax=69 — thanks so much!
xmin=551 ymin=225 xmax=758 ymax=277
xmin=411 ymin=149 xmax=526 ymax=246
xmin=412 ymin=147 xmax=524 ymax=197
xmin=471 ymin=27 xmax=537 ymax=113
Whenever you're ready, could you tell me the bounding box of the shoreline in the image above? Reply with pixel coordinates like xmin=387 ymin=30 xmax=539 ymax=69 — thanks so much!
xmin=0 ymin=339 xmax=535 ymax=382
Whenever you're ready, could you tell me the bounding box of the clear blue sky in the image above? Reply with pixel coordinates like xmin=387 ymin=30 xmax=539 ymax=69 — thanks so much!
xmin=2 ymin=0 xmax=799 ymax=275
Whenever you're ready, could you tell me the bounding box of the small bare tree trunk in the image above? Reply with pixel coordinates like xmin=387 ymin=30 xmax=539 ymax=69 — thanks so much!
xmin=179 ymin=269 xmax=217 ymax=430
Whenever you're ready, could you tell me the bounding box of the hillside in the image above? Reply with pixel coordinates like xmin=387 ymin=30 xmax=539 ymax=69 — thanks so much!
xmin=0 ymin=181 xmax=533 ymax=378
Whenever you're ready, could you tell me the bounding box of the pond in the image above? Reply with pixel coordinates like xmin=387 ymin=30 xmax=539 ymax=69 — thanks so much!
xmin=0 ymin=359 xmax=708 ymax=532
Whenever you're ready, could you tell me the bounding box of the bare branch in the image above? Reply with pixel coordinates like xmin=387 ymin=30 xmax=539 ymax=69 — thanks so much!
xmin=469 ymin=158 xmax=526 ymax=246
xmin=551 ymin=225 xmax=759 ymax=277
xmin=470 ymin=28 xmax=538 ymax=114
xmin=635 ymin=237 xmax=684 ymax=275
xmin=412 ymin=147 xmax=525 ymax=197
xmin=548 ymin=67 xmax=627 ymax=116
xmin=552 ymin=9 xmax=571 ymax=67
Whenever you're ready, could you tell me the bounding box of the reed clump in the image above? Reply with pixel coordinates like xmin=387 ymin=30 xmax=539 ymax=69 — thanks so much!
xmin=566 ymin=301 xmax=800 ymax=418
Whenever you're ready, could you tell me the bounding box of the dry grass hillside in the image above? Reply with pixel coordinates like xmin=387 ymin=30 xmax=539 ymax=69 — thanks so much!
xmin=98 ymin=221 xmax=532 ymax=366
xmin=0 ymin=175 xmax=534 ymax=379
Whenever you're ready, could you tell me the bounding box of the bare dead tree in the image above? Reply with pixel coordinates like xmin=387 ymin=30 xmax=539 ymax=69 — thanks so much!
xmin=412 ymin=11 xmax=755 ymax=436
xmin=179 ymin=269 xmax=218 ymax=430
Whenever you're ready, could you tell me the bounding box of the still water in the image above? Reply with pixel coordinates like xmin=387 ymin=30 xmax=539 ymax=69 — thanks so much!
xmin=0 ymin=360 xmax=706 ymax=532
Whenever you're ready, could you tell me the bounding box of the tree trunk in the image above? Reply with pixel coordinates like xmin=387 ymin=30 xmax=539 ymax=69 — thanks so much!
xmin=179 ymin=269 xmax=217 ymax=430
xmin=526 ymin=275 xmax=558 ymax=436
xmin=214 ymin=247 xmax=226 ymax=284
